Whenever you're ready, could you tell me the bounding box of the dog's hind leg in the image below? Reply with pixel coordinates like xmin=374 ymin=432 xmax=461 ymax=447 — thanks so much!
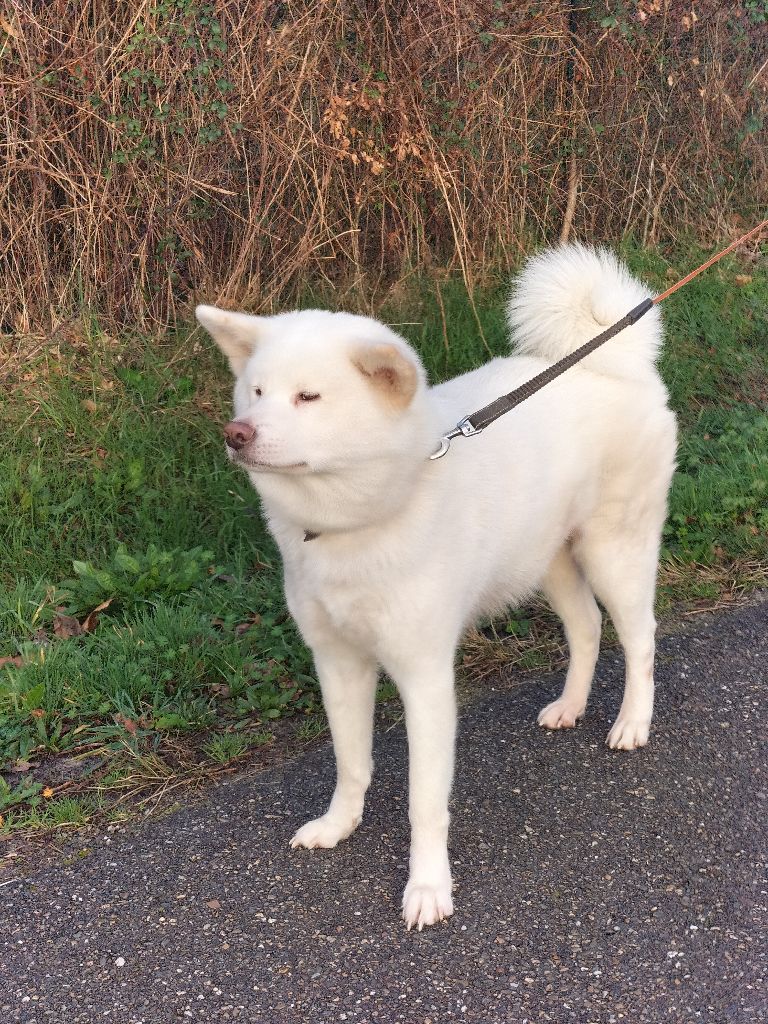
xmin=573 ymin=528 xmax=662 ymax=750
xmin=538 ymin=545 xmax=603 ymax=731
xmin=290 ymin=640 xmax=378 ymax=850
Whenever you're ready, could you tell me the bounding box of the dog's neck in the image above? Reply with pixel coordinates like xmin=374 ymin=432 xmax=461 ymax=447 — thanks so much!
xmin=251 ymin=455 xmax=433 ymax=541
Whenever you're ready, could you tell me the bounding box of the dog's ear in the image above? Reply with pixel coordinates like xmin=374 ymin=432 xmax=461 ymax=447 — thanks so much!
xmin=195 ymin=305 xmax=263 ymax=376
xmin=352 ymin=343 xmax=419 ymax=409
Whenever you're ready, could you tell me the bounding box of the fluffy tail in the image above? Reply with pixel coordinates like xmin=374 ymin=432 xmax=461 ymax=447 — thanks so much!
xmin=507 ymin=244 xmax=663 ymax=380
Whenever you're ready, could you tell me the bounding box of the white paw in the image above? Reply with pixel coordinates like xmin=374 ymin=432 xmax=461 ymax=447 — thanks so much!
xmin=402 ymin=877 xmax=454 ymax=931
xmin=289 ymin=813 xmax=359 ymax=850
xmin=606 ymin=716 xmax=651 ymax=750
xmin=538 ymin=697 xmax=585 ymax=730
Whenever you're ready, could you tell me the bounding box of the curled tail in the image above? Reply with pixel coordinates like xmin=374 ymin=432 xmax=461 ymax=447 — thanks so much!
xmin=507 ymin=244 xmax=663 ymax=380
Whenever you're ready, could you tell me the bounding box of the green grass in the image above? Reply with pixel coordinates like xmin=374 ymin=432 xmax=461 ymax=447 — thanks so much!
xmin=1 ymin=242 xmax=767 ymax=833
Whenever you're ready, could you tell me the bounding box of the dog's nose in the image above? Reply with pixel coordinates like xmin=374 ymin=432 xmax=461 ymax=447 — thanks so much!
xmin=224 ymin=420 xmax=256 ymax=450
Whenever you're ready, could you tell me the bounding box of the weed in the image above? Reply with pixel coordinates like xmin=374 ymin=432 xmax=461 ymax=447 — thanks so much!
xmin=199 ymin=725 xmax=274 ymax=762
xmin=62 ymin=544 xmax=215 ymax=614
xmin=202 ymin=732 xmax=250 ymax=763
xmin=0 ymin=775 xmax=44 ymax=813
xmin=0 ymin=795 xmax=99 ymax=835
xmin=296 ymin=716 xmax=328 ymax=743
xmin=376 ymin=679 xmax=399 ymax=703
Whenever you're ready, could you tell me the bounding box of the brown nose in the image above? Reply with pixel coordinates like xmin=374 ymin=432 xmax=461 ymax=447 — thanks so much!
xmin=224 ymin=420 xmax=256 ymax=450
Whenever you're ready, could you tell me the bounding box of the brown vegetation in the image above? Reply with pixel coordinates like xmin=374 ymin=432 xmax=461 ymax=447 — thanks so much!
xmin=1 ymin=0 xmax=766 ymax=332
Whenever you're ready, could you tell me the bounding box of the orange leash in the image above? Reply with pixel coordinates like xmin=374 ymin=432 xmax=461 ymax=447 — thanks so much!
xmin=653 ymin=218 xmax=768 ymax=304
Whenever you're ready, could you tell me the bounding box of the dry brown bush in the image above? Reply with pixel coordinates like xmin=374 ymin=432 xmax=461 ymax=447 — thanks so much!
xmin=1 ymin=0 xmax=766 ymax=333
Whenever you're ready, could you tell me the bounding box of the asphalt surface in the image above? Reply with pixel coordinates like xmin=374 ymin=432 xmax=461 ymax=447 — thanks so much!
xmin=2 ymin=596 xmax=766 ymax=1023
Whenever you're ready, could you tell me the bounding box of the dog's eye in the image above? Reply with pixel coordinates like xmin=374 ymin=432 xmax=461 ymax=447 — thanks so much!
xmin=296 ymin=392 xmax=320 ymax=403
xmin=253 ymin=387 xmax=262 ymax=397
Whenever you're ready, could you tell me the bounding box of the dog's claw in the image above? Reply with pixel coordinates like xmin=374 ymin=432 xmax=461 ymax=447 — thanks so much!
xmin=606 ymin=716 xmax=651 ymax=749
xmin=402 ymin=880 xmax=454 ymax=931
xmin=537 ymin=697 xmax=586 ymax=730
xmin=290 ymin=813 xmax=359 ymax=850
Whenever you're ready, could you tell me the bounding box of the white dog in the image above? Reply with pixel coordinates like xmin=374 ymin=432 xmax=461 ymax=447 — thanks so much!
xmin=196 ymin=245 xmax=677 ymax=930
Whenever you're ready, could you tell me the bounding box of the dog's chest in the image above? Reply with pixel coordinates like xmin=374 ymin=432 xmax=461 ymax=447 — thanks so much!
xmin=315 ymin=579 xmax=387 ymax=647
xmin=285 ymin=539 xmax=406 ymax=654
xmin=289 ymin=551 xmax=393 ymax=650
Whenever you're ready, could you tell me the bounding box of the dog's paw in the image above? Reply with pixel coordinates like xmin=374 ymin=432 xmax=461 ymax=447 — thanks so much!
xmin=537 ymin=697 xmax=585 ymax=730
xmin=402 ymin=878 xmax=454 ymax=931
xmin=606 ymin=716 xmax=650 ymax=750
xmin=289 ymin=813 xmax=359 ymax=850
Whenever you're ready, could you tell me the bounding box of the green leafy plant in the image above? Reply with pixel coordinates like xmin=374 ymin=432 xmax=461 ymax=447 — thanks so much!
xmin=0 ymin=776 xmax=43 ymax=813
xmin=62 ymin=544 xmax=215 ymax=613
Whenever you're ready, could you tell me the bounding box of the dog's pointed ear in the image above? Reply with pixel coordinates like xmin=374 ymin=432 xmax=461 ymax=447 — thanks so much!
xmin=195 ymin=305 xmax=263 ymax=376
xmin=352 ymin=343 xmax=420 ymax=409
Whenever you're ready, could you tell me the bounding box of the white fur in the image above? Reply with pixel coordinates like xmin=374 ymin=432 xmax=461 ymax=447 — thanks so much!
xmin=196 ymin=244 xmax=677 ymax=931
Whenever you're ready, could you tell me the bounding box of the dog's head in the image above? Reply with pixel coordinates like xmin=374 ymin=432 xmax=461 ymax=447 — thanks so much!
xmin=196 ymin=306 xmax=430 ymax=477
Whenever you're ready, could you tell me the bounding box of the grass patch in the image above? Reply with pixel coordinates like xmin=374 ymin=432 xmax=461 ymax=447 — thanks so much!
xmin=1 ymin=243 xmax=767 ymax=836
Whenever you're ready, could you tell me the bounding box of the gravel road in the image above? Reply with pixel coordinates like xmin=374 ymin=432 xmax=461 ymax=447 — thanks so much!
xmin=2 ymin=596 xmax=766 ymax=1023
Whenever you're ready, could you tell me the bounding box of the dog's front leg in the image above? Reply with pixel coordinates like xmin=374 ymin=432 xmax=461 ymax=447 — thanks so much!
xmin=290 ymin=640 xmax=378 ymax=850
xmin=394 ymin=656 xmax=457 ymax=930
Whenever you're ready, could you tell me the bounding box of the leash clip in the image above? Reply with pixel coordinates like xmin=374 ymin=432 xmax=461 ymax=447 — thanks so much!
xmin=429 ymin=415 xmax=483 ymax=460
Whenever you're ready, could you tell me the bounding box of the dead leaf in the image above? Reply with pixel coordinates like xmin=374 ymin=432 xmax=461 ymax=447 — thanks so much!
xmin=42 ymin=787 xmax=55 ymax=799
xmin=735 ymin=274 xmax=753 ymax=286
xmin=80 ymin=399 xmax=98 ymax=414
xmin=114 ymin=713 xmax=138 ymax=735
xmin=235 ymin=613 xmax=262 ymax=635
xmin=0 ymin=15 xmax=21 ymax=41
xmin=30 ymin=708 xmax=45 ymax=719
xmin=205 ymin=899 xmax=221 ymax=910
xmin=54 ymin=613 xmax=84 ymax=639
xmin=10 ymin=760 xmax=32 ymax=773
xmin=0 ymin=655 xmax=24 ymax=670
xmin=82 ymin=598 xmax=113 ymax=633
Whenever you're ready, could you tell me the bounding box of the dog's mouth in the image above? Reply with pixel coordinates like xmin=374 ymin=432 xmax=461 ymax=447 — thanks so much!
xmin=233 ymin=454 xmax=309 ymax=473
